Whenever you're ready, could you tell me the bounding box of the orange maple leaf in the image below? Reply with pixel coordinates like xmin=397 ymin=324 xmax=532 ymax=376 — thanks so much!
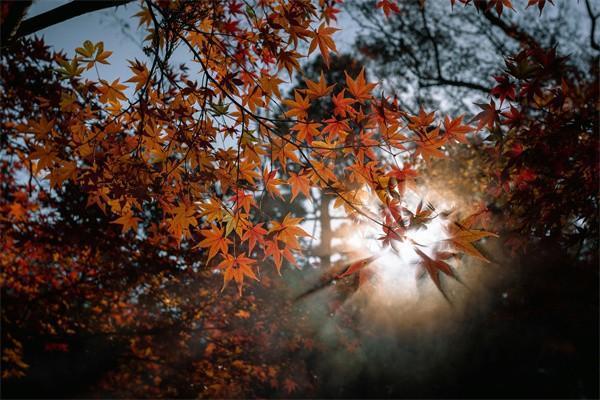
xmin=241 ymin=223 xmax=267 ymax=253
xmin=337 ymin=256 xmax=379 ymax=278
xmin=331 ymin=89 xmax=356 ymax=118
xmin=414 ymin=127 xmax=447 ymax=161
xmin=345 ymin=67 xmax=377 ymax=103
xmin=408 ymin=107 xmax=436 ymax=130
xmin=262 ymin=167 xmax=284 ymax=199
xmin=283 ymin=91 xmax=310 ymax=120
xmin=217 ymin=254 xmax=258 ymax=295
xmin=291 ymin=121 xmax=321 ymax=143
xmin=288 ymin=172 xmax=312 ymax=201
xmin=322 ymin=117 xmax=349 ymax=140
xmin=168 ymin=202 xmax=198 ymax=241
xmin=446 ymin=217 xmax=498 ymax=262
xmin=308 ymin=23 xmax=339 ymax=66
xmin=303 ymin=71 xmax=335 ymax=99
xmin=270 ymin=214 xmax=310 ymax=244
xmin=443 ymin=115 xmax=472 ymax=143
xmin=111 ymin=212 xmax=140 ymax=234
xmin=414 ymin=247 xmax=457 ymax=297
xmin=198 ymin=197 xmax=224 ymax=222
xmin=196 ymin=225 xmax=231 ymax=262
xmin=98 ymin=79 xmax=128 ymax=103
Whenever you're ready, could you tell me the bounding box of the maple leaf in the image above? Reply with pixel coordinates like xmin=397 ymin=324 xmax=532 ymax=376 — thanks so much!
xmin=337 ymin=255 xmax=379 ymax=278
xmin=322 ymin=117 xmax=349 ymax=140
xmin=443 ymin=115 xmax=472 ymax=143
xmin=491 ymin=75 xmax=516 ymax=105
xmin=111 ymin=212 xmax=140 ymax=234
xmin=272 ymin=213 xmax=310 ymax=239
xmin=259 ymin=73 xmax=284 ymax=99
xmin=291 ymin=121 xmax=321 ymax=143
xmin=405 ymin=200 xmax=435 ymax=230
xmin=345 ymin=68 xmax=377 ymax=103
xmin=230 ymin=189 xmax=255 ymax=214
xmin=223 ymin=211 xmax=249 ymax=237
xmin=308 ymin=160 xmax=337 ymax=183
xmin=303 ymin=71 xmax=335 ymax=98
xmin=262 ymin=167 xmax=284 ymax=199
xmin=264 ymin=239 xmax=284 ymax=273
xmin=414 ymin=247 xmax=456 ymax=297
xmin=414 ymin=127 xmax=447 ymax=161
xmin=376 ymin=0 xmax=400 ymax=17
xmin=322 ymin=4 xmax=341 ymax=23
xmin=75 ymin=40 xmax=97 ymax=59
xmin=241 ymin=223 xmax=267 ymax=253
xmin=480 ymin=0 xmax=514 ymax=16
xmin=379 ymin=214 xmax=405 ymax=247
xmin=271 ymin=140 xmax=299 ymax=172
xmin=308 ymin=23 xmax=339 ymax=67
xmin=445 ymin=218 xmax=498 ymax=262
xmin=408 ymin=107 xmax=435 ymax=130
xmin=288 ymin=171 xmax=312 ymax=201
xmin=97 ymin=79 xmax=127 ymax=103
xmin=331 ymin=89 xmax=356 ymax=118
xmin=277 ymin=50 xmax=302 ymax=77
xmin=198 ymin=197 xmax=224 ymax=222
xmin=196 ymin=225 xmax=232 ymax=262
xmin=168 ymin=202 xmax=198 ymax=241
xmin=471 ymin=100 xmax=499 ymax=131
xmin=526 ymin=0 xmax=554 ymax=14
xmin=76 ymin=40 xmax=112 ymax=68
xmin=217 ymin=254 xmax=258 ymax=295
xmin=126 ymin=60 xmax=150 ymax=91
xmin=501 ymin=105 xmax=523 ymax=127
xmin=283 ymin=91 xmax=310 ymax=120
xmin=283 ymin=378 xmax=298 ymax=394
xmin=388 ymin=166 xmax=418 ymax=195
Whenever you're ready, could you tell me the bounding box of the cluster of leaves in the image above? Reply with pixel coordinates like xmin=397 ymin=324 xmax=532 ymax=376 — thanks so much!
xmin=0 ymin=2 xmax=503 ymax=395
xmin=2 ymin=0 xmax=493 ymax=298
xmin=450 ymin=0 xmax=554 ymax=16
xmin=478 ymin=44 xmax=598 ymax=256
xmin=351 ymin=0 xmax=598 ymax=258
xmin=9 ymin=0 xmax=583 ymax=395
xmin=0 ymin=36 xmax=316 ymax=397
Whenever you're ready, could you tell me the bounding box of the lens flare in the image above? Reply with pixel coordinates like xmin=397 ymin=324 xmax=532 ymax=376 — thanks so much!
xmin=332 ymin=186 xmax=460 ymax=303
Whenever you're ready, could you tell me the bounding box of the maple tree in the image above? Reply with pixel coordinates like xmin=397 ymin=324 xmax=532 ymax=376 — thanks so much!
xmin=1 ymin=0 xmax=597 ymax=397
xmin=2 ymin=0 xmax=493 ymax=296
xmin=477 ymin=46 xmax=598 ymax=256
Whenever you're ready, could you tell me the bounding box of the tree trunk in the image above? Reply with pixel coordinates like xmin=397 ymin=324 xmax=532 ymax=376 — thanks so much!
xmin=319 ymin=192 xmax=332 ymax=269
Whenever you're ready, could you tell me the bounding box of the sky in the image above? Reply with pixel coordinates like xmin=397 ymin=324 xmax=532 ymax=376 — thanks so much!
xmin=24 ymin=0 xmax=596 ymax=104
xmin=25 ymin=0 xmax=360 ymax=85
xmin=27 ymin=1 xmax=147 ymax=82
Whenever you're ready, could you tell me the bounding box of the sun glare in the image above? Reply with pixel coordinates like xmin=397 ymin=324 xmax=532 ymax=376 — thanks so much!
xmin=334 ymin=186 xmax=458 ymax=301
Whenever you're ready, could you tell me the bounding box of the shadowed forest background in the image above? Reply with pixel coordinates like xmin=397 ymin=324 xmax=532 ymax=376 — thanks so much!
xmin=1 ymin=0 xmax=598 ymax=398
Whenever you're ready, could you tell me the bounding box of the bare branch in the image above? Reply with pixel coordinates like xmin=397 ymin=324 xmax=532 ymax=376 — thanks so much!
xmin=14 ymin=0 xmax=135 ymax=39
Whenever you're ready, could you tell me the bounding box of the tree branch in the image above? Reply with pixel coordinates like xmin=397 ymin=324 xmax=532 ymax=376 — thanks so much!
xmin=14 ymin=0 xmax=135 ymax=39
xmin=585 ymin=0 xmax=600 ymax=52
xmin=422 ymin=77 xmax=490 ymax=93
xmin=0 ymin=0 xmax=33 ymax=40
xmin=481 ymin=10 xmax=536 ymax=46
